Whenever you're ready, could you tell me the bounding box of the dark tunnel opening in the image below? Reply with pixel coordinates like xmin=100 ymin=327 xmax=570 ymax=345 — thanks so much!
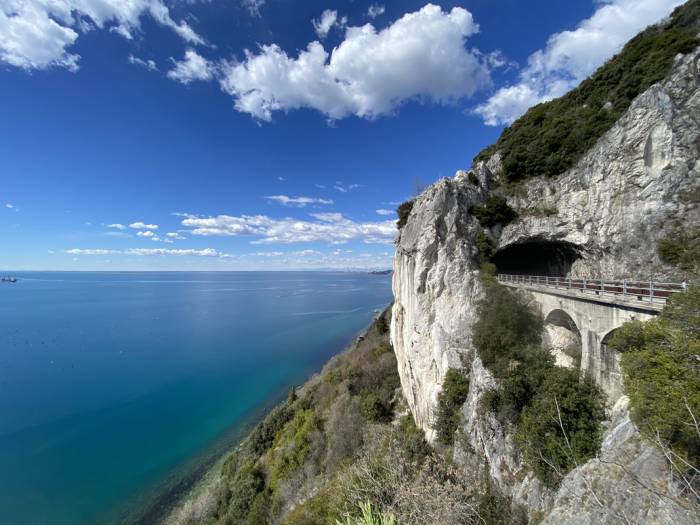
xmin=492 ymin=240 xmax=582 ymax=277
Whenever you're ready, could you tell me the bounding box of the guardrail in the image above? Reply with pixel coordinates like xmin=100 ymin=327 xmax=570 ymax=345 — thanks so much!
xmin=497 ymin=274 xmax=688 ymax=305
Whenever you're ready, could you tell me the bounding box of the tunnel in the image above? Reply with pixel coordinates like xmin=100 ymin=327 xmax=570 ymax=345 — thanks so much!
xmin=492 ymin=240 xmax=582 ymax=277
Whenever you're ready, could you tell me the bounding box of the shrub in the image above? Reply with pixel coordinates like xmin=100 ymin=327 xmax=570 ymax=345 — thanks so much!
xmin=375 ymin=315 xmax=389 ymax=335
xmin=474 ymin=1 xmax=699 ymax=182
xmin=469 ymin=196 xmax=517 ymax=228
xmin=518 ymin=368 xmax=605 ymax=486
xmin=396 ymin=201 xmax=414 ymax=229
xmin=269 ymin=408 xmax=322 ymax=487
xmin=472 ymin=281 xmax=543 ymax=370
xmin=360 ymin=392 xmax=391 ymax=422
xmin=397 ymin=414 xmax=430 ymax=463
xmin=433 ymin=368 xmax=470 ymax=445
xmin=222 ymin=458 xmax=266 ymax=523
xmin=657 ymin=229 xmax=699 ymax=273
xmin=612 ymin=288 xmax=700 ymax=485
xmin=337 ymin=502 xmax=400 ymax=525
xmin=475 ymin=231 xmax=495 ymax=264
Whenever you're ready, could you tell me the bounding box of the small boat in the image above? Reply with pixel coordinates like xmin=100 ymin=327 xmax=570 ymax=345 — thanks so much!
xmin=1 ymin=277 xmax=17 ymax=283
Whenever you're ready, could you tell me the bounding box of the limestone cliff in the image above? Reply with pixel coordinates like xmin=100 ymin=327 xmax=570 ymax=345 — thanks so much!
xmin=391 ymin=41 xmax=699 ymax=525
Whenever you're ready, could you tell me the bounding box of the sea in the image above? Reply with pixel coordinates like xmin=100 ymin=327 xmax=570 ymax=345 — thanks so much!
xmin=0 ymin=271 xmax=393 ymax=525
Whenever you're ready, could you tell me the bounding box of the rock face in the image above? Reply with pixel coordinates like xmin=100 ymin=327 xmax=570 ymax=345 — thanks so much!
xmin=391 ymin=50 xmax=699 ymax=521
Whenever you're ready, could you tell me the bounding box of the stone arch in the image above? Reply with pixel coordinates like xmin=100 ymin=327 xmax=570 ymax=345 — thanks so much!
xmin=542 ymin=308 xmax=582 ymax=369
xmin=597 ymin=327 xmax=626 ymax=405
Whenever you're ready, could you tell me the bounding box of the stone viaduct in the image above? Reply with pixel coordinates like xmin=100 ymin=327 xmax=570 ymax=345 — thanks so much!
xmin=497 ymin=275 xmax=685 ymax=404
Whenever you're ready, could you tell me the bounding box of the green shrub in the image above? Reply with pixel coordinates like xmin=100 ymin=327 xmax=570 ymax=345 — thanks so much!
xmin=475 ymin=231 xmax=495 ymax=264
xmin=612 ymin=288 xmax=700 ymax=482
xmin=657 ymin=229 xmax=699 ymax=273
xmin=269 ymin=408 xmax=322 ymax=487
xmin=518 ymin=368 xmax=605 ymax=486
xmin=469 ymin=195 xmax=517 ymax=227
xmin=222 ymin=458 xmax=266 ymax=523
xmin=337 ymin=502 xmax=400 ymax=525
xmin=360 ymin=392 xmax=391 ymax=422
xmin=397 ymin=414 xmax=430 ymax=462
xmin=433 ymin=368 xmax=470 ymax=445
xmin=396 ymin=201 xmax=414 ymax=229
xmin=477 ymin=480 xmax=528 ymax=525
xmin=472 ymin=281 xmax=543 ymax=370
xmin=474 ymin=0 xmax=699 ymax=182
xmin=375 ymin=315 xmax=389 ymax=335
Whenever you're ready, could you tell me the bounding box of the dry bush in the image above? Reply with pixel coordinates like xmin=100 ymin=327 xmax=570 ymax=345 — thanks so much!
xmin=338 ymin=426 xmax=482 ymax=525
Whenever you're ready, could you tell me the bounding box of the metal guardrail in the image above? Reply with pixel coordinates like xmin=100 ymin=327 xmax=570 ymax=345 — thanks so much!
xmin=497 ymin=274 xmax=688 ymax=305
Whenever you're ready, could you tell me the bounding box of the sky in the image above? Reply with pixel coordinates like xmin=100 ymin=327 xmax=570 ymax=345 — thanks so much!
xmin=0 ymin=0 xmax=685 ymax=271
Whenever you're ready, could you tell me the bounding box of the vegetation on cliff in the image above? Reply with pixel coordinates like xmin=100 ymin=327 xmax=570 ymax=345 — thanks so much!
xmin=475 ymin=0 xmax=700 ymax=182
xmin=473 ymin=278 xmax=606 ymax=486
xmin=610 ymin=287 xmax=700 ymax=498
xmin=169 ymin=309 xmax=520 ymax=525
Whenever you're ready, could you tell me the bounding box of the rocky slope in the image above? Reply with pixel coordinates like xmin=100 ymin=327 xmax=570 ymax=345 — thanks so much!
xmin=391 ymin=37 xmax=699 ymax=525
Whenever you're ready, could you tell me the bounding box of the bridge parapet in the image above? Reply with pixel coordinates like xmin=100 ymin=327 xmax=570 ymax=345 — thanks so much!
xmin=498 ymin=274 xmax=687 ymax=312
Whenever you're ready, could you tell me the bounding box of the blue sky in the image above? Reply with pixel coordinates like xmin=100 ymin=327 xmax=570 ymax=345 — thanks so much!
xmin=0 ymin=0 xmax=684 ymax=270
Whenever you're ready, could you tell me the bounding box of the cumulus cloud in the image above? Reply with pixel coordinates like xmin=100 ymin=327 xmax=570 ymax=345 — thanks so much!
xmin=376 ymin=209 xmax=394 ymax=216
xmin=167 ymin=49 xmax=214 ymax=84
xmin=166 ymin=232 xmax=186 ymax=240
xmin=313 ymin=9 xmax=339 ymax=39
xmin=129 ymin=221 xmax=159 ymax=230
xmin=367 ymin=4 xmax=386 ymax=19
xmin=128 ymin=54 xmax=157 ymax=71
xmin=265 ymin=195 xmax=333 ymax=207
xmin=137 ymin=230 xmax=156 ymax=238
xmin=474 ymin=0 xmax=684 ymax=125
xmin=65 ymin=247 xmax=226 ymax=257
xmin=219 ymin=4 xmax=488 ymax=121
xmin=0 ymin=0 xmax=203 ymax=71
xmin=107 ymin=223 xmax=127 ymax=230
xmin=180 ymin=212 xmax=396 ymax=244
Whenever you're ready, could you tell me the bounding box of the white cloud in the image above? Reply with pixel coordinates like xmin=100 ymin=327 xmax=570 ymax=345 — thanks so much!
xmin=265 ymin=195 xmax=333 ymax=207
xmin=65 ymin=248 xmax=118 ymax=255
xmin=137 ymin=230 xmax=156 ymax=237
xmin=180 ymin=212 xmax=396 ymax=245
xmin=242 ymin=0 xmax=265 ymax=17
xmin=219 ymin=4 xmax=488 ymax=121
xmin=129 ymin=221 xmax=159 ymax=230
xmin=167 ymin=49 xmax=214 ymax=84
xmin=376 ymin=209 xmax=394 ymax=216
xmin=277 ymin=176 xmax=286 ymax=181
xmin=107 ymin=223 xmax=127 ymax=230
xmin=128 ymin=54 xmax=157 ymax=71
xmin=0 ymin=0 xmax=203 ymax=71
xmin=65 ymin=247 xmax=227 ymax=257
xmin=5 ymin=203 xmax=14 ymax=209
xmin=333 ymin=182 xmax=361 ymax=193
xmin=166 ymin=232 xmax=186 ymax=240
xmin=474 ymin=0 xmax=684 ymax=125
xmin=125 ymin=248 xmax=223 ymax=257
xmin=367 ymin=4 xmax=385 ymax=19
xmin=313 ymin=9 xmax=338 ymax=39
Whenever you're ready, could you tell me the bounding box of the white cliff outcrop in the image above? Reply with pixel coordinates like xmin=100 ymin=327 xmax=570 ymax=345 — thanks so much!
xmin=391 ymin=48 xmax=699 ymax=523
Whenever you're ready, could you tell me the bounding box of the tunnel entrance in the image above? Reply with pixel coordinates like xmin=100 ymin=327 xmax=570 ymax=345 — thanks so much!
xmin=492 ymin=240 xmax=581 ymax=277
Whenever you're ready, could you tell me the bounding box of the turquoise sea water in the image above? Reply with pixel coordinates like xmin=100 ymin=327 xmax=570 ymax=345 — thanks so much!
xmin=0 ymin=271 xmax=392 ymax=525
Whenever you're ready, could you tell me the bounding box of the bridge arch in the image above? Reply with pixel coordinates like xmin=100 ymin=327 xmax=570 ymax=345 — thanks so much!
xmin=542 ymin=308 xmax=582 ymax=369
